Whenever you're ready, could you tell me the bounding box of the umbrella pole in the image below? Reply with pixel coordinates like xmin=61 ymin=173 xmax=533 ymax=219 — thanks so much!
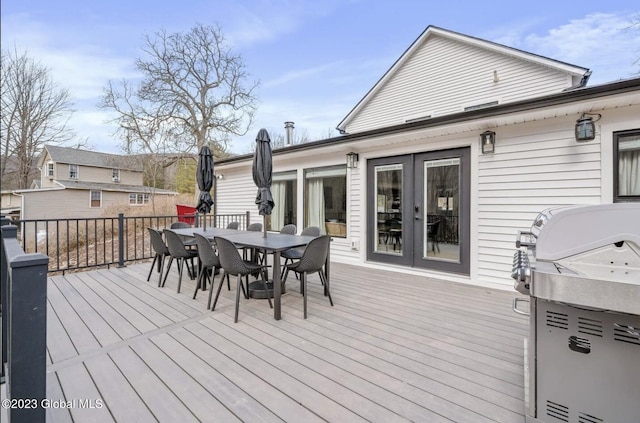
xmin=203 ymin=212 xmax=206 ymax=230
xmin=263 ymin=216 xmax=267 ymax=238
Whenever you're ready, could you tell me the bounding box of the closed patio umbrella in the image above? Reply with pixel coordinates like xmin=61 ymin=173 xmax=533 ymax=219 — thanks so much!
xmin=252 ymin=128 xmax=274 ymax=237
xmin=196 ymin=145 xmax=214 ymax=229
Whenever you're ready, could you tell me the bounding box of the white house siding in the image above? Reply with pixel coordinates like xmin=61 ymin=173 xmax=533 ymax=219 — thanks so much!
xmin=218 ymin=95 xmax=639 ymax=291
xmin=476 ymin=106 xmax=640 ymax=288
xmin=214 ymin=165 xmax=256 ymax=223
xmin=347 ymin=163 xmax=362 ymax=258
xmin=19 ymin=189 xmax=129 ymax=240
xmin=21 ymin=189 xmax=138 ymax=221
xmin=68 ymin=164 xmax=142 ymax=185
xmin=345 ymin=35 xmax=574 ymax=134
xmin=216 ymin=150 xmax=360 ymax=263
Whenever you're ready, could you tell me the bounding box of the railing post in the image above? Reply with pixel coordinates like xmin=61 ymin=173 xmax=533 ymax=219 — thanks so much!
xmin=2 ymin=223 xmax=49 ymax=423
xmin=246 ymin=211 xmax=251 ymax=229
xmin=117 ymin=213 xmax=125 ymax=268
xmin=1 ymin=216 xmax=11 ymax=382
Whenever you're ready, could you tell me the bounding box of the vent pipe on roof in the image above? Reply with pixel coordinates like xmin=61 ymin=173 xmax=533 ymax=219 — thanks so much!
xmin=284 ymin=121 xmax=294 ymax=145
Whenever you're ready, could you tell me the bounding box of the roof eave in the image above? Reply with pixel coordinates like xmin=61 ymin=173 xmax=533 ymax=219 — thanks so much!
xmin=220 ymin=76 xmax=640 ymax=165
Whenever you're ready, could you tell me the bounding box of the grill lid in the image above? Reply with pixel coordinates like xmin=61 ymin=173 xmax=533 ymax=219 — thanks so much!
xmin=534 ymin=203 xmax=640 ymax=262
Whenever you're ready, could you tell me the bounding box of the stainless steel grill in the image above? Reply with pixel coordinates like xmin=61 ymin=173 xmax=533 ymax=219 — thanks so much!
xmin=511 ymin=203 xmax=640 ymax=423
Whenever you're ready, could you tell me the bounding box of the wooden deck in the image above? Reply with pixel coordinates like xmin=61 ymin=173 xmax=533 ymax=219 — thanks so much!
xmin=42 ymin=260 xmax=528 ymax=422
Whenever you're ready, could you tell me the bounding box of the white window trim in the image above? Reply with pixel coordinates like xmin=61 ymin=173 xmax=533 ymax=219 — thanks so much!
xmin=69 ymin=164 xmax=79 ymax=179
xmin=47 ymin=162 xmax=55 ymax=177
xmin=129 ymin=193 xmax=149 ymax=205
xmin=89 ymin=190 xmax=102 ymax=208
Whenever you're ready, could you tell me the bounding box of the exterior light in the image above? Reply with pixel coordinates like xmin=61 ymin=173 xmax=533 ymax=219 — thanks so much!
xmin=575 ymin=113 xmax=601 ymax=142
xmin=346 ymin=152 xmax=359 ymax=169
xmin=480 ymin=131 xmax=496 ymax=154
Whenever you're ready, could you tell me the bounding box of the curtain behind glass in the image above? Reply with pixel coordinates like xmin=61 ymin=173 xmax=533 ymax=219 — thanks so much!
xmin=270 ymin=181 xmax=285 ymax=230
xmin=306 ymin=178 xmax=325 ymax=234
xmin=619 ymin=149 xmax=640 ymax=195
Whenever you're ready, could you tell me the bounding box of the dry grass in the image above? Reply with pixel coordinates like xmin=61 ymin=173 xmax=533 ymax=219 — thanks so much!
xmin=21 ymin=194 xmax=198 ymax=273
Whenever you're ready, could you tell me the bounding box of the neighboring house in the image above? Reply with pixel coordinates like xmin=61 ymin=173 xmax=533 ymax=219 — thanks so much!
xmin=1 ymin=189 xmax=21 ymax=221
xmin=14 ymin=145 xmax=177 ymax=221
xmin=214 ymin=25 xmax=640 ymax=290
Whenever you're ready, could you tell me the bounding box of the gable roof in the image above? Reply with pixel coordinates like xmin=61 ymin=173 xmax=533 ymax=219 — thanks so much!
xmin=336 ymin=25 xmax=590 ymax=133
xmin=40 ymin=145 xmax=143 ymax=171
xmin=218 ymin=76 xmax=640 ymax=165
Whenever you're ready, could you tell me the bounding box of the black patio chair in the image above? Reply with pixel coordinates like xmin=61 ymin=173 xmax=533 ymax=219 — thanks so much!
xmin=170 ymin=221 xmax=191 ymax=229
xmin=279 ymin=224 xmax=297 ymax=235
xmin=247 ymin=222 xmax=262 ymax=231
xmin=170 ymin=220 xmax=197 ymax=247
xmin=162 ymin=229 xmax=198 ymax=293
xmin=242 ymin=222 xmax=263 ymax=261
xmin=214 ymin=236 xmax=272 ymax=323
xmin=147 ymin=228 xmax=170 ymax=287
xmin=192 ymin=233 xmax=230 ymax=310
xmin=427 ymin=220 xmax=441 ymax=253
xmin=281 ymin=226 xmax=321 ymax=279
xmin=282 ymin=235 xmax=333 ymax=319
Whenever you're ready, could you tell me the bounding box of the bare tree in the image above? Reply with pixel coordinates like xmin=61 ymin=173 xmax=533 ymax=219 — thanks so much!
xmin=100 ymin=23 xmax=259 ymax=160
xmin=270 ymin=127 xmax=310 ymax=149
xmin=1 ymin=48 xmax=74 ymax=189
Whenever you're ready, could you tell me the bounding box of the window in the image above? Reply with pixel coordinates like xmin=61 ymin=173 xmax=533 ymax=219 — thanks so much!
xmin=266 ymin=171 xmax=297 ymax=231
xmin=129 ymin=193 xmax=149 ymax=205
xmin=90 ymin=190 xmax=102 ymax=208
xmin=112 ymin=168 xmax=120 ymax=182
xmin=304 ymin=166 xmax=347 ymax=237
xmin=69 ymin=164 xmax=79 ymax=179
xmin=47 ymin=162 xmax=54 ymax=177
xmin=614 ymin=129 xmax=640 ymax=202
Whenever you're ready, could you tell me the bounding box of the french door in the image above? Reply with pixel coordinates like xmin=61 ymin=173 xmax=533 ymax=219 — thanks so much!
xmin=367 ymin=148 xmax=470 ymax=274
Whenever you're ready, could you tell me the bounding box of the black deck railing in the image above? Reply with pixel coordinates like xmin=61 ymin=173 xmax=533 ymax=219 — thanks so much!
xmin=10 ymin=211 xmax=250 ymax=274
xmin=1 ymin=218 xmax=49 ymax=423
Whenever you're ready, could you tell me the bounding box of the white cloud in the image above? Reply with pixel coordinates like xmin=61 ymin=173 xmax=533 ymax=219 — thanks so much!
xmin=514 ymin=12 xmax=639 ymax=83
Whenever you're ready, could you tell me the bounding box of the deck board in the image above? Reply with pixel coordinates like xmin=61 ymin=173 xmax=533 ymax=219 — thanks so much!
xmin=83 ymin=353 xmax=157 ymax=423
xmin=239 ymin=301 xmax=524 ymax=420
xmin=41 ymin=261 xmax=528 ymax=422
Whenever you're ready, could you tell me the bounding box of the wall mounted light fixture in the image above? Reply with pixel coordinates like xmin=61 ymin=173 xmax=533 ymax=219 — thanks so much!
xmin=575 ymin=113 xmax=601 ymax=142
xmin=480 ymin=131 xmax=496 ymax=154
xmin=346 ymin=152 xmax=359 ymax=169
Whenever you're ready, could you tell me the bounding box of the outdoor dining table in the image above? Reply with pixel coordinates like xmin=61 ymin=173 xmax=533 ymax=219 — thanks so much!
xmin=221 ymin=231 xmax=324 ymax=320
xmin=172 ymin=227 xmax=241 ymax=240
xmin=170 ymin=227 xmax=325 ymax=320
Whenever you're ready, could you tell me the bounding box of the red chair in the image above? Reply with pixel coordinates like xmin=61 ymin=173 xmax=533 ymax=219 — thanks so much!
xmin=176 ymin=204 xmax=197 ymax=225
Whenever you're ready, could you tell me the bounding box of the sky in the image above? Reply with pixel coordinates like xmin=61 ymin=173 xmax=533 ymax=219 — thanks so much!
xmin=2 ymin=1 xmax=639 ymax=155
